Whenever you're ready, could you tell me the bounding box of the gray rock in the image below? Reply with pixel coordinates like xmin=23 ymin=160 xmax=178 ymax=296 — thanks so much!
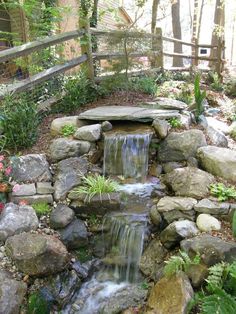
xmin=0 ymin=203 xmax=38 ymax=243
xmin=162 ymin=161 xmax=184 ymax=173
xmin=101 ymin=284 xmax=148 ymax=314
xmin=206 ymin=126 xmax=228 ymax=147
xmin=58 ymin=219 xmax=88 ymax=250
xmin=74 ymin=124 xmax=101 ymax=142
xmin=158 ymin=129 xmax=207 ymax=162
xmin=101 ymin=121 xmax=112 ymax=132
xmin=10 ymin=194 xmax=53 ymax=205
xmin=79 ymin=106 xmax=180 ymax=122
xmin=187 ymin=264 xmax=209 ymax=288
xmin=197 ymin=146 xmax=236 ymax=183
xmin=194 ymin=198 xmax=230 ymax=215
xmin=180 ymin=113 xmax=192 ymax=129
xmin=50 ymin=204 xmax=75 ymax=229
xmin=11 ymin=183 xmax=36 ymax=196
xmin=139 ymin=237 xmax=167 ymax=280
xmin=165 ymin=167 xmax=215 ymax=199
xmin=156 ymin=196 xmax=197 ymax=224
xmin=187 ymin=157 xmax=199 ymax=168
xmin=149 ymin=206 xmax=162 ymax=227
xmin=36 ymin=182 xmax=55 ymax=194
xmin=180 ymin=234 xmax=236 ymax=266
xmin=5 ymin=233 xmax=70 ymax=276
xmin=50 ymin=138 xmax=91 ymax=162
xmin=12 ymin=154 xmax=51 ymax=183
xmin=160 ymin=220 xmax=199 ymax=249
xmin=144 ymin=97 xmax=187 ymax=110
xmin=51 ymin=116 xmax=80 ymax=136
xmin=152 ymin=119 xmax=170 ymax=139
xmin=54 ymin=157 xmax=89 ymax=201
xmin=0 ymin=270 xmax=27 ymax=314
xmin=41 ymin=270 xmax=80 ymax=308
xmin=146 ymin=272 xmax=193 ymax=314
xmin=70 ymin=193 xmax=121 ymax=215
xmin=196 ymin=214 xmax=221 ymax=232
xmin=206 ymin=117 xmax=230 ymax=134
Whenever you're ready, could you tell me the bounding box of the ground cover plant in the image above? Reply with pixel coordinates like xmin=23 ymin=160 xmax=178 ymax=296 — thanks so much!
xmin=210 ymin=183 xmax=236 ymax=202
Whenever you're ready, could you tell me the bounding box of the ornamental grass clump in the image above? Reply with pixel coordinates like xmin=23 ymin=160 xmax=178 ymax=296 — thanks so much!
xmin=71 ymin=175 xmax=119 ymax=202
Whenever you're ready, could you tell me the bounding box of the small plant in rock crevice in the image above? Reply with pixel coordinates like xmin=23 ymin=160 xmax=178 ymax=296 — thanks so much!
xmin=210 ymin=183 xmax=236 ymax=202
xmin=70 ymin=175 xmax=120 ymax=202
xmin=164 ymin=250 xmax=201 ymax=277
xmin=32 ymin=202 xmax=51 ymax=217
xmin=61 ymin=124 xmax=76 ymax=137
xmin=168 ymin=117 xmax=182 ymax=129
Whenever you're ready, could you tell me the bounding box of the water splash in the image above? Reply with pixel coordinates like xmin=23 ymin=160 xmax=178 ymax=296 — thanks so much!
xmin=103 ymin=132 xmax=152 ymax=180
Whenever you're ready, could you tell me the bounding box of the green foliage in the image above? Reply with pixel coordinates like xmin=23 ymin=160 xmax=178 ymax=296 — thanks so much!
xmin=140 ymin=280 xmax=149 ymax=290
xmin=233 ymin=211 xmax=236 ymax=238
xmin=164 ymin=251 xmax=200 ymax=277
xmin=210 ymin=183 xmax=236 ymax=202
xmin=189 ymin=262 xmax=236 ymax=314
xmin=168 ymin=117 xmax=182 ymax=128
xmin=32 ymin=202 xmax=51 ymax=217
xmin=74 ymin=247 xmax=92 ymax=263
xmin=0 ymin=93 xmax=39 ymax=151
xmin=58 ymin=72 xmax=105 ymax=113
xmin=70 ymin=175 xmax=119 ymax=202
xmin=61 ymin=124 xmax=76 ymax=137
xmin=206 ymin=71 xmax=224 ymax=92
xmin=194 ymin=73 xmax=206 ymax=121
xmin=131 ymin=77 xmax=158 ymax=95
xmin=28 ymin=291 xmax=50 ymax=314
xmin=225 ymin=79 xmax=236 ymax=97
xmin=176 ymin=83 xmax=193 ymax=105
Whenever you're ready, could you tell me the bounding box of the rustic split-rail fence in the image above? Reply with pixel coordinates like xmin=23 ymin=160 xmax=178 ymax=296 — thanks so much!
xmin=0 ymin=25 xmax=225 ymax=101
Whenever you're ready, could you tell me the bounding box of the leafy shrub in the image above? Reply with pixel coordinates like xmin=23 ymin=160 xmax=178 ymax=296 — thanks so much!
xmin=131 ymin=77 xmax=157 ymax=95
xmin=210 ymin=183 xmax=236 ymax=202
xmin=206 ymin=71 xmax=224 ymax=92
xmin=233 ymin=210 xmax=236 ymax=239
xmin=1 ymin=93 xmax=39 ymax=150
xmin=59 ymin=71 xmax=105 ymax=113
xmin=194 ymin=73 xmax=206 ymax=121
xmin=28 ymin=292 xmax=50 ymax=314
xmin=61 ymin=124 xmax=76 ymax=137
xmin=32 ymin=202 xmax=51 ymax=217
xmin=189 ymin=262 xmax=236 ymax=314
xmin=176 ymin=83 xmax=193 ymax=105
xmin=70 ymin=175 xmax=119 ymax=202
xmin=168 ymin=117 xmax=182 ymax=128
xmin=164 ymin=250 xmax=200 ymax=277
xmin=225 ymin=79 xmax=236 ymax=97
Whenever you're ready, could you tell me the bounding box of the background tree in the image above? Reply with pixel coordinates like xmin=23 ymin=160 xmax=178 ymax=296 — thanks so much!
xmin=171 ymin=0 xmax=183 ymax=67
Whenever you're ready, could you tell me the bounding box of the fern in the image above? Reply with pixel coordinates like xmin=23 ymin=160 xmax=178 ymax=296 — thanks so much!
xmin=206 ymin=262 xmax=228 ymax=292
xmin=164 ymin=250 xmax=200 ymax=277
xmin=200 ymin=288 xmax=236 ymax=314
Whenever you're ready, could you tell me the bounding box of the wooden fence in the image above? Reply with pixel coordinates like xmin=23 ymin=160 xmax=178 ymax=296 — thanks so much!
xmin=0 ymin=26 xmax=225 ymax=100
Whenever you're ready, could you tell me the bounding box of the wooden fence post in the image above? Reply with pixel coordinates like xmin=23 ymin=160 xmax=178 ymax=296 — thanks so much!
xmin=79 ymin=16 xmax=95 ymax=82
xmin=151 ymin=27 xmax=163 ymax=69
xmin=216 ymin=37 xmax=224 ymax=81
xmin=194 ymin=38 xmax=199 ymax=67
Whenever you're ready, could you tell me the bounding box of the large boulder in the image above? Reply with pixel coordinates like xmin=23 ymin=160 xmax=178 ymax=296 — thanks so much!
xmin=196 ymin=214 xmax=221 ymax=232
xmin=139 ymin=237 xmax=167 ymax=280
xmin=152 ymin=119 xmax=170 ymax=139
xmin=50 ymin=116 xmax=87 ymax=136
xmin=5 ymin=233 xmax=70 ymax=276
xmin=197 ymin=146 xmax=236 ymax=183
xmin=194 ymin=198 xmax=230 ymax=215
xmin=156 ymin=196 xmax=197 ymax=224
xmin=12 ymin=154 xmax=51 ymax=183
xmin=58 ymin=219 xmax=88 ymax=249
xmin=0 ymin=203 xmax=39 ymax=243
xmin=146 ymin=273 xmax=193 ymax=314
xmin=50 ymin=204 xmax=75 ymax=229
xmin=180 ymin=234 xmax=236 ymax=266
xmin=0 ymin=270 xmax=27 ymax=314
xmin=50 ymin=138 xmax=91 ymax=162
xmin=158 ymin=130 xmax=207 ymax=162
xmin=74 ymin=124 xmax=102 ymax=142
xmin=160 ymin=220 xmax=199 ymax=249
xmin=53 ymin=157 xmax=89 ymax=201
xmin=165 ymin=167 xmax=215 ymax=199
xmin=206 ymin=126 xmax=228 ymax=147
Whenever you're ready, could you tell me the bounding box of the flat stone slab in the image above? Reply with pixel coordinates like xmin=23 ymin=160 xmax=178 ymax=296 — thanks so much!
xmin=143 ymin=97 xmax=188 ymax=110
xmin=79 ymin=106 xmax=180 ymax=122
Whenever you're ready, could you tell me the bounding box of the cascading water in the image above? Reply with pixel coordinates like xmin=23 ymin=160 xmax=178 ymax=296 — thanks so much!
xmin=103 ymin=131 xmax=152 ymax=180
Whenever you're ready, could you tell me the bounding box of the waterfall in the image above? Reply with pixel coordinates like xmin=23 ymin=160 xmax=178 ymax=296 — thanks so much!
xmin=103 ymin=212 xmax=148 ymax=283
xmin=103 ymin=132 xmax=152 ymax=180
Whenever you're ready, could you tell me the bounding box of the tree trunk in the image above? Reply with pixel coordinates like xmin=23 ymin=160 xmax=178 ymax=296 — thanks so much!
xmin=191 ymin=0 xmax=199 ymax=66
xmin=171 ymin=0 xmax=183 ymax=67
xmin=209 ymin=0 xmax=225 ymax=68
xmin=197 ymin=0 xmax=205 ymax=42
xmin=151 ymin=0 xmax=160 ymax=34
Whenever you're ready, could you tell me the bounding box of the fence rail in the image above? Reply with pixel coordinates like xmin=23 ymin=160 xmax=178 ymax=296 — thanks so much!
xmin=0 ymin=25 xmax=225 ymax=101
